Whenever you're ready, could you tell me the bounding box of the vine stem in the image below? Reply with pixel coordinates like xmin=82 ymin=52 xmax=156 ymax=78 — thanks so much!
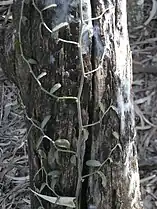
xmin=75 ymin=0 xmax=86 ymax=208
xmin=19 ymin=0 xmax=77 ymax=101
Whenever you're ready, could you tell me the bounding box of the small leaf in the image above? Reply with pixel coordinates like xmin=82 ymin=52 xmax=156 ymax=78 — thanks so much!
xmin=40 ymin=183 xmax=46 ymax=192
xmin=54 ymin=151 xmax=60 ymax=165
xmin=24 ymin=0 xmax=30 ymax=4
xmin=82 ymin=129 xmax=88 ymax=141
xmin=52 ymin=22 xmax=68 ymax=32
xmin=86 ymin=160 xmax=101 ymax=167
xmin=35 ymin=188 xmax=40 ymax=193
xmin=22 ymin=16 xmax=28 ymax=25
xmin=97 ymin=171 xmax=107 ymax=188
xmin=55 ymin=139 xmax=70 ymax=150
xmin=15 ymin=40 xmax=21 ymax=49
xmin=117 ymin=143 xmax=122 ymax=152
xmin=108 ymin=157 xmax=113 ymax=163
xmin=99 ymin=101 xmax=105 ymax=113
xmin=112 ymin=131 xmax=119 ymax=140
xmin=28 ymin=58 xmax=37 ymax=65
xmin=41 ymin=115 xmax=51 ymax=129
xmin=31 ymin=190 xmax=76 ymax=208
xmin=50 ymin=83 xmax=61 ymax=94
xmin=48 ymin=146 xmax=55 ymax=165
xmin=48 ymin=170 xmax=60 ymax=178
xmin=38 ymin=149 xmax=46 ymax=159
xmin=70 ymin=155 xmax=76 ymax=166
xmin=42 ymin=4 xmax=57 ymax=11
xmin=37 ymin=72 xmax=47 ymax=80
xmin=36 ymin=136 xmax=44 ymax=149
xmin=111 ymin=105 xmax=118 ymax=114
xmin=38 ymin=207 xmax=44 ymax=209
xmin=50 ymin=177 xmax=58 ymax=191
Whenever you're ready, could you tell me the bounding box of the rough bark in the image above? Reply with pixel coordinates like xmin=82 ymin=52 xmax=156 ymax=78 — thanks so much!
xmin=0 ymin=0 xmax=143 ymax=209
xmin=86 ymin=1 xmax=143 ymax=209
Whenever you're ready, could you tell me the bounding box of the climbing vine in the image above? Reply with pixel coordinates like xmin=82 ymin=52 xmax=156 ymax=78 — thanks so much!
xmin=15 ymin=0 xmax=141 ymax=209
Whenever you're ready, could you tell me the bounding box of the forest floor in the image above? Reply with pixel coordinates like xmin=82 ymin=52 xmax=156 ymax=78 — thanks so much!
xmin=130 ymin=1 xmax=157 ymax=208
xmin=0 ymin=70 xmax=30 ymax=209
xmin=133 ymin=73 xmax=157 ymax=209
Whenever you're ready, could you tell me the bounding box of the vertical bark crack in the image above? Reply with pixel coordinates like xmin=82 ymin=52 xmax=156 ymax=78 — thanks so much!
xmin=81 ymin=1 xmax=96 ymax=208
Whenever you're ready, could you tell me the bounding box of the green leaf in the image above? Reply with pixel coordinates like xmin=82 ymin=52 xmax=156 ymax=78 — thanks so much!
xmin=42 ymin=4 xmax=57 ymax=11
xmin=41 ymin=115 xmax=51 ymax=129
xmin=37 ymin=72 xmax=47 ymax=80
xmin=86 ymin=160 xmax=101 ymax=167
xmin=28 ymin=58 xmax=37 ymax=65
xmin=50 ymin=83 xmax=61 ymax=94
xmin=52 ymin=22 xmax=69 ymax=32
xmin=97 ymin=171 xmax=107 ymax=188
xmin=15 ymin=40 xmax=21 ymax=49
xmin=55 ymin=139 xmax=70 ymax=149
xmin=31 ymin=190 xmax=76 ymax=208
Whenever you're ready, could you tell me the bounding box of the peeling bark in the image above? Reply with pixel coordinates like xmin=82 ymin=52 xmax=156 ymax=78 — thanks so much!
xmin=0 ymin=0 xmax=143 ymax=209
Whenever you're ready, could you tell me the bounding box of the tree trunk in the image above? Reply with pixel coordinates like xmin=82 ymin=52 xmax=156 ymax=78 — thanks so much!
xmin=0 ymin=0 xmax=143 ymax=209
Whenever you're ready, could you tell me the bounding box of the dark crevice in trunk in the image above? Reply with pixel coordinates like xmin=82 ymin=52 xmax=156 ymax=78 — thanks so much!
xmin=112 ymin=189 xmax=117 ymax=209
xmin=81 ymin=1 xmax=96 ymax=209
xmin=27 ymin=2 xmax=40 ymax=208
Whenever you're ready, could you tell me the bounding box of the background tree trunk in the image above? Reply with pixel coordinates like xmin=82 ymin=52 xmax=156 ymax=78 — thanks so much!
xmin=0 ymin=0 xmax=143 ymax=209
xmin=127 ymin=0 xmax=144 ymax=30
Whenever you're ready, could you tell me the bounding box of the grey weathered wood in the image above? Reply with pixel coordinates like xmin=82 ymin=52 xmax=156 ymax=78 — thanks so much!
xmin=0 ymin=0 xmax=143 ymax=209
